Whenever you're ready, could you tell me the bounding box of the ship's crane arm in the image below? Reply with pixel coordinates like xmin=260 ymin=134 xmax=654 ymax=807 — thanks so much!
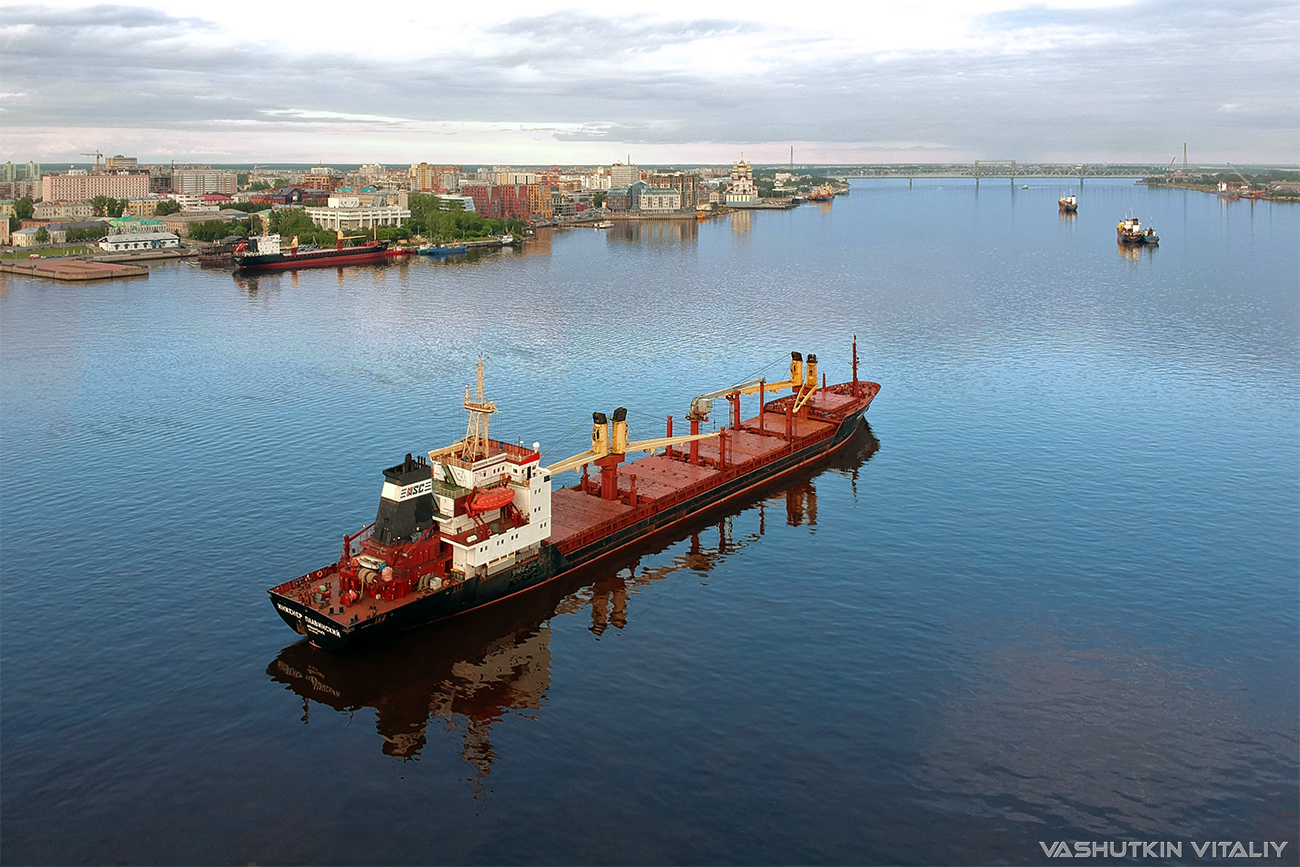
xmin=545 ymin=448 xmax=599 ymax=476
xmin=542 ymin=410 xmax=720 ymax=475
xmin=689 ymin=352 xmax=810 ymax=418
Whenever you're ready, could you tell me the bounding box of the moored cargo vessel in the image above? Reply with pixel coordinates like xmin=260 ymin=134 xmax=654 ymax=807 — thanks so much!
xmin=233 ymin=230 xmax=389 ymax=271
xmin=268 ymin=343 xmax=881 ymax=649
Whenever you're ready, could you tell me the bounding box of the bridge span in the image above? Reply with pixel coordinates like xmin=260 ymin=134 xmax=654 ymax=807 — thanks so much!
xmin=837 ymin=161 xmax=1171 ymax=185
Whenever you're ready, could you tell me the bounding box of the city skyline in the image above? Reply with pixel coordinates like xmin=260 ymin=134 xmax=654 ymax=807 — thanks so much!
xmin=1 ymin=0 xmax=1297 ymax=166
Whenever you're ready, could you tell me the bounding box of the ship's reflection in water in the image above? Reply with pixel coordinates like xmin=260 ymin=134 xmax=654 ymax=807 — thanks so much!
xmin=266 ymin=423 xmax=879 ymax=780
xmin=1117 ymin=240 xmax=1157 ymax=262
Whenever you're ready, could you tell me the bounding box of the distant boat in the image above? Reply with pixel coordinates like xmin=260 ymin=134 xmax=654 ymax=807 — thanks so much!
xmin=594 ymin=221 xmax=613 ymax=229
xmin=418 ymin=243 xmax=467 ymax=257
xmin=806 ymin=183 xmax=835 ymax=203
xmin=1117 ymin=215 xmax=1159 ymax=245
xmin=1058 ymin=194 xmax=1077 ymax=212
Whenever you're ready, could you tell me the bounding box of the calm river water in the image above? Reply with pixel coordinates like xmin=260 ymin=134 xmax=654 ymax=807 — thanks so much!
xmin=2 ymin=180 xmax=1297 ymax=865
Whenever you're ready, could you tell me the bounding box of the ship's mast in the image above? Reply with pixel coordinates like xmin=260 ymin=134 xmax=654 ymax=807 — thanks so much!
xmin=461 ymin=356 xmax=497 ymax=461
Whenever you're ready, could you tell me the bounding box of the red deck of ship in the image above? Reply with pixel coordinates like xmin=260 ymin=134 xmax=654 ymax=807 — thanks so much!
xmin=549 ymin=388 xmax=865 ymax=553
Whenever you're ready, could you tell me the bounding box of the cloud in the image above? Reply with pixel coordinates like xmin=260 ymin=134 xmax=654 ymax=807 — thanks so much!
xmin=0 ymin=0 xmax=1295 ymax=164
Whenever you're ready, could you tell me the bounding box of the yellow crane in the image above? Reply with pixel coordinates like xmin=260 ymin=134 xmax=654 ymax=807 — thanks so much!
xmin=544 ymin=409 xmax=719 ymax=476
xmin=543 ymin=348 xmax=824 ymax=478
xmin=335 ymin=230 xmax=366 ymax=250
xmin=80 ymin=151 xmax=103 ymax=170
xmin=689 ymin=351 xmax=822 ymax=428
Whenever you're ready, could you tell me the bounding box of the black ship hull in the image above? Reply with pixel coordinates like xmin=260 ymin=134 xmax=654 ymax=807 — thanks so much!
xmin=234 ymin=241 xmax=390 ymax=272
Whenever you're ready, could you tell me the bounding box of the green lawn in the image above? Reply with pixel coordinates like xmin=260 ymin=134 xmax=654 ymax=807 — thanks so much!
xmin=1 ymin=245 xmax=98 ymax=260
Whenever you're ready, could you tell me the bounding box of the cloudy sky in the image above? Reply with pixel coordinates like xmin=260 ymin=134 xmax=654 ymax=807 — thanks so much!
xmin=1 ymin=0 xmax=1296 ymax=166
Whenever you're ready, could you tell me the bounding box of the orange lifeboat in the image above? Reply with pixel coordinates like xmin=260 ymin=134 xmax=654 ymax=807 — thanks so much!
xmin=469 ymin=487 xmax=514 ymax=514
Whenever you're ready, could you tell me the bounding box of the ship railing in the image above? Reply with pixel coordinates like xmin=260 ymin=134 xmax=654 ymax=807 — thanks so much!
xmin=438 ymin=439 xmax=539 ymax=471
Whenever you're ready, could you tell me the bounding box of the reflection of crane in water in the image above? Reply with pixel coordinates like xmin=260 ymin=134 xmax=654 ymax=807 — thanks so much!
xmin=267 ymin=423 xmax=879 ymax=789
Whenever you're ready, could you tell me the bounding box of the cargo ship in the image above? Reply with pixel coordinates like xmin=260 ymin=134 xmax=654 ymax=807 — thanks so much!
xmin=268 ymin=343 xmax=881 ymax=649
xmin=806 ymin=183 xmax=836 ymax=203
xmin=1058 ymin=194 xmax=1077 ymax=212
xmin=233 ymin=230 xmax=390 ymax=271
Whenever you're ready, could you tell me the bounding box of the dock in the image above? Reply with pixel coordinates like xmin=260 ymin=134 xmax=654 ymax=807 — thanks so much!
xmin=0 ymin=259 xmax=149 ymax=282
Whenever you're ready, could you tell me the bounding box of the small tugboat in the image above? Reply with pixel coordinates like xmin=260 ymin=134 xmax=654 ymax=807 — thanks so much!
xmin=1117 ymin=215 xmax=1158 ymax=245
xmin=234 ymin=230 xmax=389 ymax=271
xmin=1058 ymin=194 xmax=1077 ymax=212
xmin=268 ymin=343 xmax=881 ymax=649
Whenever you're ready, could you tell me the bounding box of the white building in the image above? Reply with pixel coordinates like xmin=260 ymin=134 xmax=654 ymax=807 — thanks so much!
xmin=303 ymin=201 xmax=411 ymax=230
xmin=99 ymin=232 xmax=180 ymax=251
xmin=610 ymin=163 xmax=639 ymax=188
xmin=166 ymin=194 xmax=220 ymax=212
xmin=639 ymin=187 xmax=682 ymax=212
xmin=171 ymin=168 xmax=237 ymax=196
xmin=725 ymin=158 xmax=759 ymax=205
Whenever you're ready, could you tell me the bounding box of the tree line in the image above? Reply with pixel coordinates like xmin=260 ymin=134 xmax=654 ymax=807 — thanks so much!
xmin=406 ymin=194 xmax=525 ymax=240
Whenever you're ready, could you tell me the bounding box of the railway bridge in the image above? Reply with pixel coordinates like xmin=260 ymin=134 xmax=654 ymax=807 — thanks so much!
xmin=838 ymin=161 xmax=1172 ymax=185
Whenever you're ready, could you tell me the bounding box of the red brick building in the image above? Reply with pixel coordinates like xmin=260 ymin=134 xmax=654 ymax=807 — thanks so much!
xmin=461 ymin=184 xmax=539 ymax=219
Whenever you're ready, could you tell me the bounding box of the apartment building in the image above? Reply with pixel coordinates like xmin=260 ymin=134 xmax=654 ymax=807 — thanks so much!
xmin=42 ymin=173 xmax=150 ymax=202
xmin=647 ymin=172 xmax=699 ymax=208
xmin=171 ymin=168 xmax=237 ymax=196
xmin=33 ymin=201 xmax=95 ymax=220
xmin=610 ymin=163 xmax=639 ymax=187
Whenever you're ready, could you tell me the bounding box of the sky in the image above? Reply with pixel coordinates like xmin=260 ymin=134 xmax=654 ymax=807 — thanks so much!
xmin=1 ymin=0 xmax=1297 ymax=167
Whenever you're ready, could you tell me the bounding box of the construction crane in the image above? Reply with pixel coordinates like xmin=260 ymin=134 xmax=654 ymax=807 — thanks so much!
xmin=81 ymin=151 xmax=103 ymax=170
xmin=1226 ymin=162 xmax=1253 ymax=189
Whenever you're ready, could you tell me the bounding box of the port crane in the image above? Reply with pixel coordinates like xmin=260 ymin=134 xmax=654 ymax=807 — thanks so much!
xmin=1226 ymin=162 xmax=1255 ymax=191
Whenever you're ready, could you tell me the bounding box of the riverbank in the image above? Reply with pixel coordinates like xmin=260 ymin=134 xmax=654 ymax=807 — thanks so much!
xmin=1142 ymin=178 xmax=1300 ymax=202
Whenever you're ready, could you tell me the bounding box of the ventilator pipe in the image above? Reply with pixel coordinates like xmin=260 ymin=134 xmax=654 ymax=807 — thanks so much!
xmin=591 ymin=411 xmax=609 ymax=456
xmin=611 ymin=407 xmax=629 ymax=455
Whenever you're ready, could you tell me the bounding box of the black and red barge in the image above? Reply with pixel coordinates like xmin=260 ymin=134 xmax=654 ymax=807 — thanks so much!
xmin=269 ymin=344 xmax=881 ymax=649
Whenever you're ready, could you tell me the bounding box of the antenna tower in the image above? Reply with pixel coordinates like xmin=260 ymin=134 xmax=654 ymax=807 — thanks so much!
xmin=462 ymin=357 xmax=497 ymax=461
